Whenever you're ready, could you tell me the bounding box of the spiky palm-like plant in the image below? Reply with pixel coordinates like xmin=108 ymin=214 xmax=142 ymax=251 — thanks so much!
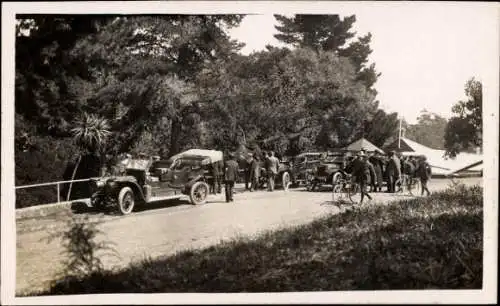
xmin=67 ymin=113 xmax=111 ymax=201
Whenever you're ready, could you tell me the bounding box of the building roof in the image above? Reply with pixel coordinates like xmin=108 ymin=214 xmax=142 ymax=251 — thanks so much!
xmin=343 ymin=138 xmax=385 ymax=153
xmin=385 ymin=137 xmax=483 ymax=175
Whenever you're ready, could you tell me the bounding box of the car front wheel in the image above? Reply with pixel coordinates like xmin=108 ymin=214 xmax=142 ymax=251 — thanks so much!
xmin=189 ymin=181 xmax=209 ymax=205
xmin=118 ymin=186 xmax=135 ymax=215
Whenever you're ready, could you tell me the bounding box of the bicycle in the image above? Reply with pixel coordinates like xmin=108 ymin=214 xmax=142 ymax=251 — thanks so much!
xmin=395 ymin=174 xmax=420 ymax=195
xmin=332 ymin=174 xmax=362 ymax=204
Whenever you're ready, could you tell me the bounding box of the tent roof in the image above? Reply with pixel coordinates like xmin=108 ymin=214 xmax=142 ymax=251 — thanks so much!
xmin=343 ymin=138 xmax=385 ymax=153
xmin=384 ymin=137 xmax=436 ymax=153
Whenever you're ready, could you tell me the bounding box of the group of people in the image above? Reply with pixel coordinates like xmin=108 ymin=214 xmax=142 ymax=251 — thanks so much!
xmin=208 ymin=151 xmax=282 ymax=203
xmin=346 ymin=150 xmax=432 ymax=204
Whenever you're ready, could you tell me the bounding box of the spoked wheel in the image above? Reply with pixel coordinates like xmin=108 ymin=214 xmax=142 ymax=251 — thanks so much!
xmin=395 ymin=177 xmax=403 ymax=194
xmin=118 ymin=187 xmax=135 ymax=215
xmin=331 ymin=173 xmax=342 ymax=190
xmin=190 ymin=181 xmax=210 ymax=205
xmin=282 ymin=172 xmax=291 ymax=191
xmin=332 ymin=183 xmax=347 ymax=203
xmin=348 ymin=182 xmax=361 ymax=204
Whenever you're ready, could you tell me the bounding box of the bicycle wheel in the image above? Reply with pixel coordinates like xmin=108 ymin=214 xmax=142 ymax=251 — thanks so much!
xmin=406 ymin=177 xmax=415 ymax=195
xmin=332 ymin=183 xmax=346 ymax=203
xmin=395 ymin=177 xmax=403 ymax=194
xmin=348 ymin=182 xmax=361 ymax=204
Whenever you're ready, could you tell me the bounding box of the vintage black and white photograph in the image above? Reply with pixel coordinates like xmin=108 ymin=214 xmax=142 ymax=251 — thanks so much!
xmin=1 ymin=1 xmax=498 ymax=304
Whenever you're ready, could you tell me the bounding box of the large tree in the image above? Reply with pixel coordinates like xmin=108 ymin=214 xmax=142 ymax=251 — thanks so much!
xmin=67 ymin=15 xmax=245 ymax=157
xmin=15 ymin=16 xmax=113 ymax=137
xmin=273 ymin=14 xmax=380 ymax=91
xmin=444 ymin=78 xmax=482 ymax=157
xmin=405 ymin=110 xmax=448 ymax=150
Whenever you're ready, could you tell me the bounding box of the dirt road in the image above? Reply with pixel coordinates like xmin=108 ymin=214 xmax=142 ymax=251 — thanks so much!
xmin=15 ymin=177 xmax=482 ymax=295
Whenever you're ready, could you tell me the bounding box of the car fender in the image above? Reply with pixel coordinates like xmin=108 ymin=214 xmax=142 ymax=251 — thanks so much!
xmin=116 ymin=181 xmax=146 ymax=203
xmin=184 ymin=175 xmax=205 ymax=193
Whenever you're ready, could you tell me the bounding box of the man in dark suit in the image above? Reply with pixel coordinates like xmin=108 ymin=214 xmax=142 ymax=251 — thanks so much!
xmin=209 ymin=160 xmax=221 ymax=195
xmin=386 ymin=151 xmax=402 ymax=193
xmin=224 ymin=153 xmax=239 ymax=202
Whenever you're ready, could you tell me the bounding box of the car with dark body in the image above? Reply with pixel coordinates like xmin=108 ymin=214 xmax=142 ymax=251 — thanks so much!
xmin=89 ymin=149 xmax=223 ymax=215
xmin=306 ymin=151 xmax=350 ymax=191
xmin=289 ymin=152 xmax=324 ymax=187
xmin=236 ymin=153 xmax=293 ymax=190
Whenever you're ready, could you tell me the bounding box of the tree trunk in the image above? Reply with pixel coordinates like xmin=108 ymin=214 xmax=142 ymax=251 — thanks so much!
xmin=66 ymin=155 xmax=82 ymax=201
xmin=169 ymin=118 xmax=182 ymax=157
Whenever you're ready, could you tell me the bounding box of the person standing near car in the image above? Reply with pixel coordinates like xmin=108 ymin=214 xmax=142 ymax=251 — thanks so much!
xmin=415 ymin=155 xmax=432 ymax=196
xmin=244 ymin=153 xmax=253 ymax=191
xmin=386 ymin=151 xmax=401 ymax=193
xmin=209 ymin=158 xmax=221 ymax=195
xmin=250 ymin=154 xmax=261 ymax=191
xmin=267 ymin=151 xmax=279 ymax=191
xmin=223 ymin=152 xmax=239 ymax=202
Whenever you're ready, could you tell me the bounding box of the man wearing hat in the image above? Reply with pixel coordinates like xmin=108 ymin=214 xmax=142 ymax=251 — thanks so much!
xmin=223 ymin=152 xmax=239 ymax=202
xmin=415 ymin=155 xmax=432 ymax=196
xmin=351 ymin=150 xmax=373 ymax=204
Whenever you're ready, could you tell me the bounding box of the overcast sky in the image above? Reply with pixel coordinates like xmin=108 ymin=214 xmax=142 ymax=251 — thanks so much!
xmin=227 ymin=5 xmax=496 ymax=124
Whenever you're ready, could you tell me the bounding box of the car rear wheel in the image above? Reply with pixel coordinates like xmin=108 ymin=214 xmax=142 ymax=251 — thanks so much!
xmin=118 ymin=187 xmax=135 ymax=215
xmin=190 ymin=181 xmax=209 ymax=205
xmin=282 ymin=172 xmax=291 ymax=191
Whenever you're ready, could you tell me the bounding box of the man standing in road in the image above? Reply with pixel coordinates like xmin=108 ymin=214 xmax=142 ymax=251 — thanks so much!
xmin=223 ymin=152 xmax=239 ymax=202
xmin=351 ymin=151 xmax=373 ymax=204
xmin=369 ymin=152 xmax=384 ymax=192
xmin=267 ymin=151 xmax=280 ymax=191
xmin=244 ymin=154 xmax=253 ymax=191
xmin=209 ymin=158 xmax=221 ymax=195
xmin=386 ymin=151 xmax=401 ymax=193
xmin=250 ymin=154 xmax=261 ymax=191
xmin=415 ymin=155 xmax=432 ymax=196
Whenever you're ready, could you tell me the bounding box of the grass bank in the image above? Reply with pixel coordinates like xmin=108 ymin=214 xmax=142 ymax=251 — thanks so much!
xmin=35 ymin=184 xmax=483 ymax=295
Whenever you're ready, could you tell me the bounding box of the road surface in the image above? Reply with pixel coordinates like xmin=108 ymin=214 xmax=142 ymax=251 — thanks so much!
xmin=15 ymin=177 xmax=482 ymax=295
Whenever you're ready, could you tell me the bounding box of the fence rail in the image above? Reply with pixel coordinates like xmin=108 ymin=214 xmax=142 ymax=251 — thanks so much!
xmin=15 ymin=177 xmax=101 ymax=205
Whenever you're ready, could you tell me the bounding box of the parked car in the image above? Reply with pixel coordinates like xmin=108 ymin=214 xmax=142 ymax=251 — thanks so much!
xmin=307 ymin=151 xmax=349 ymax=191
xmin=89 ymin=149 xmax=223 ymax=215
xmin=290 ymin=152 xmax=324 ymax=187
xmin=235 ymin=152 xmax=293 ymax=190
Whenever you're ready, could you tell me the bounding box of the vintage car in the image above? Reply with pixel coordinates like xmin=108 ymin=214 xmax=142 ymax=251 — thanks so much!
xmin=307 ymin=151 xmax=349 ymax=191
xmin=289 ymin=152 xmax=324 ymax=187
xmin=236 ymin=153 xmax=293 ymax=190
xmin=89 ymin=149 xmax=223 ymax=215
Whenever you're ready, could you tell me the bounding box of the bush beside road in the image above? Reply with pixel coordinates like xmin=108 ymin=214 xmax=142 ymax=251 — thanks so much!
xmin=16 ymin=178 xmax=482 ymax=295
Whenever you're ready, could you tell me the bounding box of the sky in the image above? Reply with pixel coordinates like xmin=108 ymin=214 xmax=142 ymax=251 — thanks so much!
xmin=227 ymin=4 xmax=497 ymax=124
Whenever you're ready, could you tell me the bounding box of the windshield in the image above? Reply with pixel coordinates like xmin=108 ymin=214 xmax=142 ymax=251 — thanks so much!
xmin=125 ymin=158 xmax=151 ymax=170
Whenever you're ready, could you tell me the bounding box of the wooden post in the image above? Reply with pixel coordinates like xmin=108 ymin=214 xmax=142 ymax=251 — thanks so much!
xmin=57 ymin=183 xmax=60 ymax=203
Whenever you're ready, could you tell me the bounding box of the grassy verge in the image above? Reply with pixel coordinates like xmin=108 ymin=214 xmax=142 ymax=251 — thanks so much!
xmin=33 ymin=184 xmax=483 ymax=295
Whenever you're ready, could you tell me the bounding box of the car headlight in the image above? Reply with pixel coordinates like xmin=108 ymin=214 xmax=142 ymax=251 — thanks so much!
xmin=96 ymin=180 xmax=106 ymax=188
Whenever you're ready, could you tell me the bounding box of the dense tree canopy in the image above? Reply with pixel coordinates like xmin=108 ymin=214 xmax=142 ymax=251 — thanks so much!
xmin=444 ymin=78 xmax=482 ymax=157
xmin=15 ymin=14 xmax=403 ymax=199
xmin=404 ymin=110 xmax=448 ymax=150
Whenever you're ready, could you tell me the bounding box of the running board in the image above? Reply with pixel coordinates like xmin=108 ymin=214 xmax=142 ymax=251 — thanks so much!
xmin=148 ymin=195 xmax=183 ymax=203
